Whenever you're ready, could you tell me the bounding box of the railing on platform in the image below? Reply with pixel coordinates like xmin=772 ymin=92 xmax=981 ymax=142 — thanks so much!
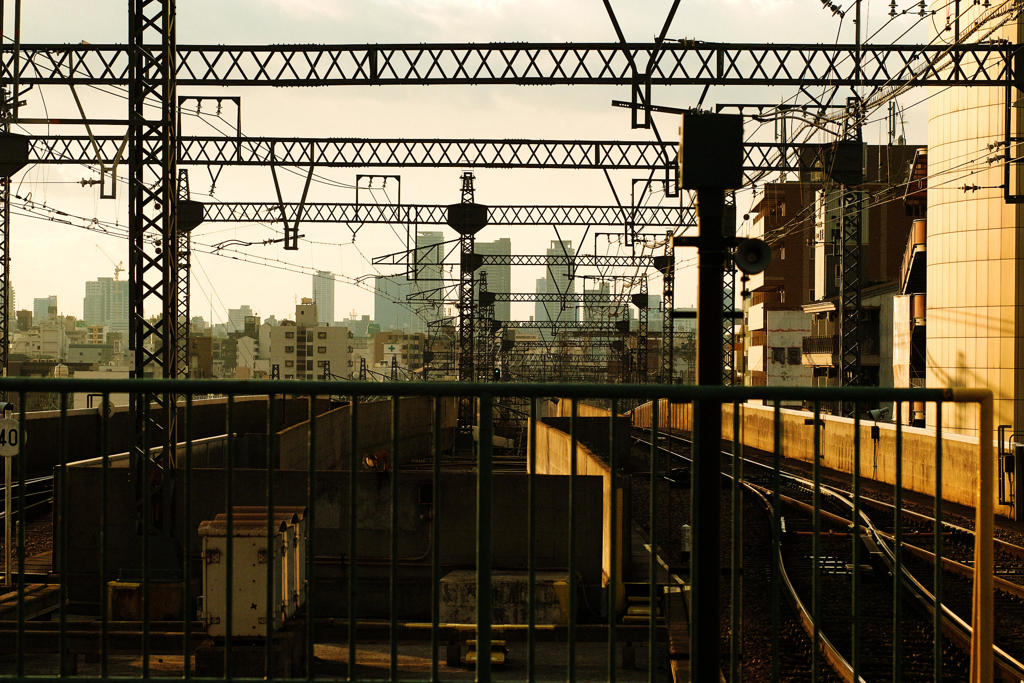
xmin=0 ymin=378 xmax=995 ymax=682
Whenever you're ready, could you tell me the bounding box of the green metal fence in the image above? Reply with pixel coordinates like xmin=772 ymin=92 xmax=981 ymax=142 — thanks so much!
xmin=0 ymin=378 xmax=997 ymax=681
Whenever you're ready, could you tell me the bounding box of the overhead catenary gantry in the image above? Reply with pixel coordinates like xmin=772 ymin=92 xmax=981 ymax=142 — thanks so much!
xmin=26 ymin=134 xmax=798 ymax=177
xmin=2 ymin=28 xmax=1019 ymax=392
xmin=0 ymin=41 xmax=1013 ymax=87
xmin=201 ymin=202 xmax=696 ymax=227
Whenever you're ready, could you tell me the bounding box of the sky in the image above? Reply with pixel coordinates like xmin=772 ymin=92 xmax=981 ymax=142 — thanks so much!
xmin=4 ymin=0 xmax=935 ymax=326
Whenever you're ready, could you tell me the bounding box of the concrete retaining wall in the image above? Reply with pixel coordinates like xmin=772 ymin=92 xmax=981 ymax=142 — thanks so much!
xmin=24 ymin=395 xmax=326 ymax=477
xmin=632 ymin=399 xmax=1011 ymax=518
xmin=276 ymin=396 xmax=457 ymax=470
xmin=62 ymin=465 xmax=601 ymax=619
xmin=548 ymin=399 xmax=613 ymax=419
xmin=529 ymin=417 xmax=624 ymax=611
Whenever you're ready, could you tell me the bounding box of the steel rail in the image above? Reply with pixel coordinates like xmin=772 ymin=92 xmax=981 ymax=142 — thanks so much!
xmin=641 ymin=424 xmax=1014 ymax=681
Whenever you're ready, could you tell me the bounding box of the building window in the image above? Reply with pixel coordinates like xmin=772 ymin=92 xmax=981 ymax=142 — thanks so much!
xmin=787 ymin=347 xmax=801 ymax=365
xmin=779 ymin=245 xmax=786 ymax=261
xmin=284 ymin=374 xmax=294 ymax=379
xmin=306 ymin=361 xmax=313 ymax=371
xmin=771 ymin=347 xmax=785 ymax=364
xmin=285 ymin=331 xmax=294 ymax=339
xmin=779 ymin=289 xmax=786 ymax=304
xmin=306 ymin=345 xmax=313 ymax=355
xmin=285 ymin=360 xmax=294 ymax=368
xmin=285 ymin=345 xmax=294 ymax=353
xmin=318 ymin=346 xmax=327 ymax=354
xmin=317 ymin=332 xmax=327 ymax=339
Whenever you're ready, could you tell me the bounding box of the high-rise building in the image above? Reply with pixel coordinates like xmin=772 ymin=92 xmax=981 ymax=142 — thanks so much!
xmin=312 ymin=270 xmax=335 ymax=325
xmin=15 ymin=310 xmax=31 ymax=332
xmin=33 ymin=295 xmax=57 ymax=323
xmin=83 ymin=277 xmax=129 ymax=336
xmin=476 ymin=238 xmax=512 ymax=321
xmin=544 ymin=240 xmax=576 ymax=323
xmin=227 ymin=305 xmax=253 ymax=335
xmin=534 ymin=277 xmax=548 ymax=322
xmin=925 ymin=7 xmax=1023 ymax=436
xmin=412 ymin=231 xmax=445 ymax=326
xmin=582 ymin=280 xmax=613 ymax=323
xmin=374 ymin=275 xmax=414 ymax=331
xmin=269 ymin=299 xmax=352 ymax=381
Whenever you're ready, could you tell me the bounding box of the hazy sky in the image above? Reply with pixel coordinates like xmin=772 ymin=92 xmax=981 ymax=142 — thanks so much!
xmin=5 ymin=0 xmax=931 ymax=325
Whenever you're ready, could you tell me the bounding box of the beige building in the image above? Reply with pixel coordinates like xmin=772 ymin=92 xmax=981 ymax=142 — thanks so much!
xmin=926 ymin=5 xmax=1023 ymax=435
xmin=269 ymin=299 xmax=352 ymax=380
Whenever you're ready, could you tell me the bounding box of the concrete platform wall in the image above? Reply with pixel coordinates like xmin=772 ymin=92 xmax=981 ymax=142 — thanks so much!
xmin=631 ymin=399 xmax=1012 ymax=518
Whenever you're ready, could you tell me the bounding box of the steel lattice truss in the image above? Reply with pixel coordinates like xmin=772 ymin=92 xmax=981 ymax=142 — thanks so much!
xmin=0 ymin=42 xmax=1013 ymax=87
xmin=479 ymin=254 xmax=657 ymax=268
xmin=495 ymin=291 xmax=635 ymax=304
xmin=202 ymin=202 xmax=695 ymax=226
xmin=0 ymin=176 xmax=9 ymax=378
xmin=27 ymin=135 xmax=795 ymax=172
xmin=374 ymin=251 xmax=658 ymax=269
xmin=502 ymin=320 xmax=627 ymax=332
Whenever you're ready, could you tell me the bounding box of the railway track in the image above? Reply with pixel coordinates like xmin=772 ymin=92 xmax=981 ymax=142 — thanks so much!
xmin=634 ymin=427 xmax=1024 ymax=681
xmin=0 ymin=474 xmax=54 ymax=522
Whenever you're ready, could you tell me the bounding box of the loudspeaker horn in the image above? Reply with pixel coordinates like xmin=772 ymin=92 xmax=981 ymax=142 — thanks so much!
xmin=733 ymin=238 xmax=772 ymax=275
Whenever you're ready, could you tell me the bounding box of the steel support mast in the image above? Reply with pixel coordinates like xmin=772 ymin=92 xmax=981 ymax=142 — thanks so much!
xmin=128 ymin=0 xmax=179 ymax=533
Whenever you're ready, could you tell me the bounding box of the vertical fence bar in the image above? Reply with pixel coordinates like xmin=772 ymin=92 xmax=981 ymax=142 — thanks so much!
xmin=15 ymin=393 xmax=24 ymax=679
xmin=933 ymin=401 xmax=943 ymax=681
xmin=390 ymin=396 xmax=399 ymax=681
xmin=893 ymin=404 xmax=903 ymax=682
xmin=142 ymin=400 xmax=151 ymax=678
xmin=225 ymin=394 xmax=234 ymax=677
xmin=730 ymin=401 xmax=742 ymax=682
xmin=183 ymin=393 xmax=192 ymax=680
xmin=266 ymin=393 xmax=277 ymax=677
xmin=649 ymin=398 xmax=658 ymax=682
xmin=100 ymin=394 xmax=111 ymax=679
xmin=568 ymin=398 xmax=578 ymax=681
xmin=771 ymin=400 xmax=781 ymax=683
xmin=58 ymin=392 xmax=68 ymax=675
xmin=811 ymin=401 xmax=821 ymax=682
xmin=476 ymin=392 xmax=494 ymax=683
xmin=431 ymin=398 xmax=441 ymax=683
xmin=348 ymin=396 xmax=359 ymax=681
xmin=852 ymin=402 xmax=861 ymax=681
xmin=307 ymin=394 xmax=318 ymax=681
xmin=608 ymin=398 xmax=619 ymax=683
xmin=527 ymin=397 xmax=537 ymax=683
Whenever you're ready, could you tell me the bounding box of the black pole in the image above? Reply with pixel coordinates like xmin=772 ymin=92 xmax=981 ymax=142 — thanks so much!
xmin=691 ymin=187 xmax=725 ymax=681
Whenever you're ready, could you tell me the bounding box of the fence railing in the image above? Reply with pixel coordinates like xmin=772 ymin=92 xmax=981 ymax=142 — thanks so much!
xmin=0 ymin=377 xmax=995 ymax=682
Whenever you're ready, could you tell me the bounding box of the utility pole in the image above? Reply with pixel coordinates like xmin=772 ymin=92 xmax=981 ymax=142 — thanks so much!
xmin=0 ymin=0 xmax=26 ymax=393
xmin=656 ymin=234 xmax=674 ymax=382
xmin=476 ymin=271 xmax=496 ymax=382
xmin=632 ymin=278 xmax=649 ymax=382
xmin=446 ymin=173 xmax=487 ymax=440
xmin=679 ymin=111 xmax=744 ymax=682
xmin=838 ymin=0 xmax=866 ymax=414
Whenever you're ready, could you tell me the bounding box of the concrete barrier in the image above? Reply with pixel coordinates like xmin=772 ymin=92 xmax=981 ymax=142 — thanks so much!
xmin=632 ymin=399 xmax=1012 ymax=518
